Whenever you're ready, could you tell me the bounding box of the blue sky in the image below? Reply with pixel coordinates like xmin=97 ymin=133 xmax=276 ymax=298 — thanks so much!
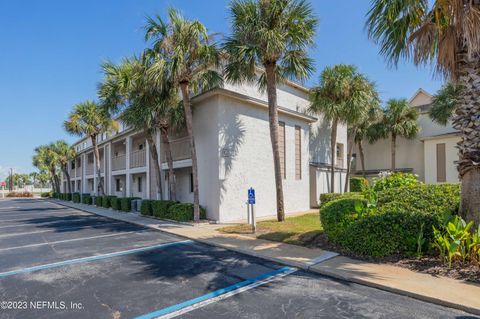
xmin=0 ymin=0 xmax=444 ymax=180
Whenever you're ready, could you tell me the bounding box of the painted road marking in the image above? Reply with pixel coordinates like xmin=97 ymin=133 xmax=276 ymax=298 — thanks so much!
xmin=0 ymin=231 xmax=141 ymax=252
xmin=0 ymin=221 xmax=128 ymax=239
xmin=134 ymin=266 xmax=297 ymax=319
xmin=0 ymin=240 xmax=193 ymax=278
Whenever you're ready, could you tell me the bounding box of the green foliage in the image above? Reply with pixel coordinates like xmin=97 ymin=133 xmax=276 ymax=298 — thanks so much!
xmin=40 ymin=192 xmax=52 ymax=198
xmin=151 ymin=200 xmax=177 ymax=218
xmin=111 ymin=197 xmax=120 ymax=210
xmin=95 ymin=196 xmax=103 ymax=207
xmin=82 ymin=194 xmax=92 ymax=205
xmin=430 ymin=82 xmax=463 ymax=126
xmin=372 ymin=172 xmax=419 ymax=192
xmin=337 ymin=209 xmax=440 ymax=257
xmin=319 ymin=192 xmax=364 ymax=208
xmin=119 ymin=197 xmax=140 ymax=212
xmin=349 ymin=177 xmax=369 ymax=192
xmin=102 ymin=196 xmax=115 ymax=208
xmin=140 ymin=200 xmax=153 ymax=216
xmin=72 ymin=193 xmax=81 ymax=203
xmin=433 ymin=216 xmax=480 ymax=268
xmin=377 ymin=183 xmax=460 ymax=215
xmin=167 ymin=203 xmax=207 ymax=222
xmin=320 ymin=198 xmax=368 ymax=240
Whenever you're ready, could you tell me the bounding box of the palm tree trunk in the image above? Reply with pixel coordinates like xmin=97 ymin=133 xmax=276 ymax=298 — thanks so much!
xmin=180 ymin=82 xmax=200 ymax=221
xmin=63 ymin=164 xmax=72 ymax=196
xmin=344 ymin=129 xmax=356 ymax=193
xmin=358 ymin=140 xmax=366 ymax=178
xmin=391 ymin=134 xmax=396 ymax=171
xmin=146 ymin=131 xmax=163 ymax=200
xmin=330 ymin=119 xmax=338 ymax=193
xmin=91 ymin=136 xmax=104 ymax=196
xmin=265 ymin=63 xmax=285 ymax=221
xmin=453 ymin=53 xmax=480 ymax=226
xmin=53 ymin=173 xmax=60 ymax=194
xmin=161 ymin=127 xmax=176 ymax=201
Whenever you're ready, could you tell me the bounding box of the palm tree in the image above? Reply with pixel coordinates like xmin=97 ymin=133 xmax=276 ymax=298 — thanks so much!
xmin=33 ymin=145 xmax=61 ymax=193
xmin=144 ymin=8 xmax=223 ymax=221
xmin=50 ymin=140 xmax=76 ymax=195
xmin=64 ymin=101 xmax=118 ymax=196
xmin=99 ymin=55 xmax=184 ymax=201
xmin=368 ymin=99 xmax=419 ymax=170
xmin=366 ymin=0 xmax=480 ymax=223
xmin=223 ymin=0 xmax=317 ymax=221
xmin=310 ymin=64 xmax=373 ymax=193
xmin=430 ymin=82 xmax=463 ymax=126
xmin=37 ymin=172 xmax=50 ymax=192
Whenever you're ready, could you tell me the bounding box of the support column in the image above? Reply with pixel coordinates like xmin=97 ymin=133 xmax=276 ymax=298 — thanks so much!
xmin=93 ymin=152 xmax=98 ymax=196
xmin=146 ymin=138 xmax=150 ymax=199
xmin=107 ymin=142 xmax=112 ymax=195
xmin=82 ymin=153 xmax=87 ymax=194
xmin=157 ymin=129 xmax=166 ymax=200
xmin=125 ymin=136 xmax=132 ymax=197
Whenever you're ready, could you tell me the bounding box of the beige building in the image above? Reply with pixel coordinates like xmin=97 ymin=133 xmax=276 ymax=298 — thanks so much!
xmin=354 ymin=89 xmax=460 ymax=184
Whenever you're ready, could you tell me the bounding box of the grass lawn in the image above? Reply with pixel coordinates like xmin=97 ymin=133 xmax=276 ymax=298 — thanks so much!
xmin=218 ymin=212 xmax=322 ymax=246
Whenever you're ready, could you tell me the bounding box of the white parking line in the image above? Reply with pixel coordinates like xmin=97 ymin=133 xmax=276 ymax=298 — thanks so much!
xmin=0 ymin=221 xmax=126 ymax=239
xmin=0 ymin=231 xmax=140 ymax=252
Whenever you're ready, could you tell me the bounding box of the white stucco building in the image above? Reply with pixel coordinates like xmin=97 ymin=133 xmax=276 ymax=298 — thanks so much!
xmin=61 ymin=79 xmax=347 ymax=222
xmin=353 ymin=89 xmax=460 ymax=184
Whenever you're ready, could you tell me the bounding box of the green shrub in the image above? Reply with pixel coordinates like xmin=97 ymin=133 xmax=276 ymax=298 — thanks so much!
xmin=377 ymin=183 xmax=460 ymax=215
xmin=320 ymin=198 xmax=368 ymax=240
xmin=111 ymin=197 xmax=120 ymax=210
xmin=102 ymin=196 xmax=115 ymax=208
xmin=120 ymin=197 xmax=140 ymax=212
xmin=95 ymin=196 xmax=103 ymax=207
xmin=140 ymin=200 xmax=153 ymax=216
xmin=72 ymin=193 xmax=81 ymax=203
xmin=372 ymin=172 xmax=419 ymax=192
xmin=337 ymin=208 xmax=440 ymax=257
xmin=319 ymin=192 xmax=363 ymax=207
xmin=167 ymin=203 xmax=207 ymax=222
xmin=82 ymin=194 xmax=92 ymax=205
xmin=349 ymin=177 xmax=369 ymax=192
xmin=151 ymin=200 xmax=177 ymax=218
xmin=40 ymin=192 xmax=52 ymax=198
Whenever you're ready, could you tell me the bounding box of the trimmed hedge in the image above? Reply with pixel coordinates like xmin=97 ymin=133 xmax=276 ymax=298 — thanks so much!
xmin=95 ymin=196 xmax=103 ymax=207
xmin=140 ymin=200 xmax=153 ymax=216
xmin=319 ymin=192 xmax=363 ymax=208
xmin=152 ymin=200 xmax=177 ymax=218
xmin=40 ymin=192 xmax=52 ymax=198
xmin=72 ymin=193 xmax=81 ymax=203
xmin=102 ymin=196 xmax=116 ymax=209
xmin=320 ymin=198 xmax=368 ymax=240
xmin=167 ymin=203 xmax=207 ymax=222
xmin=349 ymin=177 xmax=369 ymax=192
xmin=82 ymin=194 xmax=92 ymax=205
xmin=111 ymin=197 xmax=120 ymax=210
xmin=120 ymin=197 xmax=140 ymax=212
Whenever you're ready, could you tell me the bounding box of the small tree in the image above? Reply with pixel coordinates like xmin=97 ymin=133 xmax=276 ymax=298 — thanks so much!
xmin=64 ymin=101 xmax=118 ymax=196
xmin=50 ymin=140 xmax=76 ymax=195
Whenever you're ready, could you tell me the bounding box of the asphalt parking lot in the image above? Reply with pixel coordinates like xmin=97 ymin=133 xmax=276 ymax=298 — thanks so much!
xmin=0 ymin=198 xmax=477 ymax=319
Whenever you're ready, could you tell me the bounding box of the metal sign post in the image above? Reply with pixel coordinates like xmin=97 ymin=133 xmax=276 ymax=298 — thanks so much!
xmin=247 ymin=187 xmax=256 ymax=233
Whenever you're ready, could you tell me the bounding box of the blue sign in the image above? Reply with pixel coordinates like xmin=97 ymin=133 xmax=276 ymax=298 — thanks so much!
xmin=248 ymin=188 xmax=255 ymax=204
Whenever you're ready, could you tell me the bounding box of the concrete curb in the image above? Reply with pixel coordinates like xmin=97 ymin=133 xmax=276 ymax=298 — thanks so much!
xmin=49 ymin=199 xmax=480 ymax=316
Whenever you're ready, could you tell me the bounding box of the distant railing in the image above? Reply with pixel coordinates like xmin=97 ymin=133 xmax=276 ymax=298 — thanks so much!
xmin=112 ymin=154 xmax=127 ymax=171
xmin=130 ymin=149 xmax=146 ymax=168
xmin=161 ymin=137 xmax=191 ymax=163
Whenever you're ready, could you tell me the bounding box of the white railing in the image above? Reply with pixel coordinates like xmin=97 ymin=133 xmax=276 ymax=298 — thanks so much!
xmin=112 ymin=154 xmax=127 ymax=171
xmin=130 ymin=149 xmax=146 ymax=168
xmin=85 ymin=164 xmax=94 ymax=175
xmin=161 ymin=137 xmax=191 ymax=163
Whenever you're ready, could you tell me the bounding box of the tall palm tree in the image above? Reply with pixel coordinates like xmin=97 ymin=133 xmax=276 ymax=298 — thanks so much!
xmin=144 ymin=8 xmax=223 ymax=221
xmin=310 ymin=64 xmax=373 ymax=193
xmin=368 ymin=99 xmax=419 ymax=170
xmin=223 ymin=0 xmax=317 ymax=221
xmin=33 ymin=145 xmax=61 ymax=193
xmin=50 ymin=140 xmax=76 ymax=195
xmin=64 ymin=101 xmax=118 ymax=196
xmin=99 ymin=55 xmax=184 ymax=201
xmin=430 ymin=82 xmax=463 ymax=126
xmin=366 ymin=0 xmax=480 ymax=223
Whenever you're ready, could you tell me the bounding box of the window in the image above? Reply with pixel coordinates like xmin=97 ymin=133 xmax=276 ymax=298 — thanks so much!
xmin=279 ymin=122 xmax=286 ymax=179
xmin=436 ymin=143 xmax=446 ymax=183
xmin=71 ymin=161 xmax=75 ymax=170
xmin=190 ymin=173 xmax=194 ymax=193
xmin=139 ymin=143 xmax=144 ymax=150
xmin=336 ymin=143 xmax=344 ymax=168
xmin=116 ymin=179 xmax=123 ymax=192
xmin=295 ymin=126 xmax=301 ymax=180
xmin=138 ymin=177 xmax=142 ymax=192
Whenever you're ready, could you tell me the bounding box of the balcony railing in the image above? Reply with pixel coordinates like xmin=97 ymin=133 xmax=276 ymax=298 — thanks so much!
xmin=112 ymin=154 xmax=127 ymax=171
xmin=85 ymin=164 xmax=94 ymax=175
xmin=161 ymin=137 xmax=191 ymax=163
xmin=130 ymin=149 xmax=146 ymax=168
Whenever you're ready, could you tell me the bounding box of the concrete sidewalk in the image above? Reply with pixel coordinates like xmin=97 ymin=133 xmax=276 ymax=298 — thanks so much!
xmin=50 ymin=199 xmax=480 ymax=315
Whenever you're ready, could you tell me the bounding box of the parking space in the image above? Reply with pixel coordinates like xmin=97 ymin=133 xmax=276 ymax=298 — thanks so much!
xmin=0 ymin=199 xmax=476 ymax=319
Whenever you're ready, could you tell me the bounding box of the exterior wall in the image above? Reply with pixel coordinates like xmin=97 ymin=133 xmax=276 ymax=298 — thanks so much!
xmin=174 ymin=167 xmax=195 ymax=204
xmin=130 ymin=173 xmax=147 ymax=198
xmin=215 ymin=94 xmax=311 ymax=222
xmin=424 ymin=136 xmax=460 ymax=184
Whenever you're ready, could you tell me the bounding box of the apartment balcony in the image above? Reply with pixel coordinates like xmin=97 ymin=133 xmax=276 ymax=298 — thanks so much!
xmin=130 ymin=149 xmax=146 ymax=168
xmin=161 ymin=137 xmax=191 ymax=163
xmin=75 ymin=167 xmax=81 ymax=177
xmin=112 ymin=154 xmax=127 ymax=171
xmin=86 ymin=164 xmax=94 ymax=175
